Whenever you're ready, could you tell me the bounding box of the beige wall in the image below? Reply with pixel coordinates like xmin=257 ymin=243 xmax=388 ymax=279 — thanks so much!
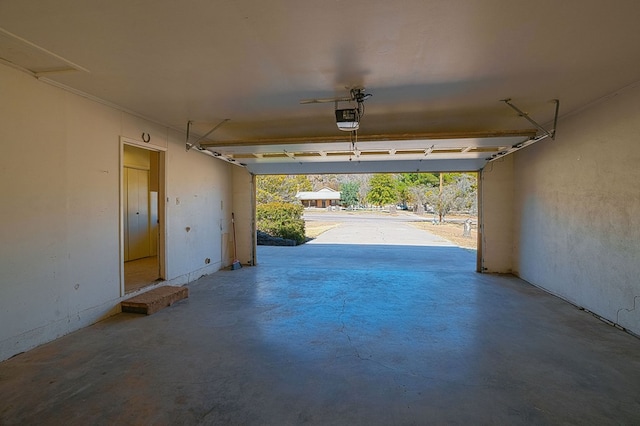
xmin=232 ymin=167 xmax=256 ymax=266
xmin=163 ymin=128 xmax=233 ymax=282
xmin=479 ymin=84 xmax=639 ymax=335
xmin=0 ymin=63 xmax=237 ymax=361
xmin=511 ymin=84 xmax=640 ymax=335
xmin=479 ymin=155 xmax=514 ymax=273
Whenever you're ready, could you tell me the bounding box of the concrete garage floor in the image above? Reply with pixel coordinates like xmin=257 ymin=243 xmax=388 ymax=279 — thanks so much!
xmin=1 ymin=217 xmax=640 ymax=425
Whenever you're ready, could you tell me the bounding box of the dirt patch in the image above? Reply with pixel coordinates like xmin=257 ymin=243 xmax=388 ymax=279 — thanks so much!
xmin=305 ymin=222 xmax=341 ymax=239
xmin=409 ymin=221 xmax=477 ymax=250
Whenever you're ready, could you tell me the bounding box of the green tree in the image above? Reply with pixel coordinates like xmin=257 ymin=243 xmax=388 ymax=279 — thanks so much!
xmin=339 ymin=181 xmax=360 ymax=208
xmin=308 ymin=174 xmax=340 ymax=191
xmin=396 ymin=173 xmax=439 ymax=209
xmin=449 ymin=173 xmax=477 ymax=214
xmin=256 ymin=175 xmax=311 ymax=204
xmin=409 ymin=185 xmax=429 ymax=212
xmin=398 ymin=172 xmax=439 ymax=187
xmin=425 ymin=173 xmax=477 ymax=222
xmin=293 ymin=175 xmax=313 ymax=193
xmin=256 ymin=202 xmax=306 ymax=244
xmin=395 ymin=179 xmax=410 ymax=208
xmin=425 ymin=186 xmax=456 ymax=222
xmin=366 ymin=174 xmax=397 ymax=207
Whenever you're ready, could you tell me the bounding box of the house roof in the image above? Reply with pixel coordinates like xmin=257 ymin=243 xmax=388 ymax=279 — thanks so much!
xmin=295 ymin=188 xmax=341 ymax=201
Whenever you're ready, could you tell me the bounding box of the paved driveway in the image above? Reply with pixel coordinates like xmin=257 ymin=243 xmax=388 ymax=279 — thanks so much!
xmin=306 ymin=211 xmax=454 ymax=246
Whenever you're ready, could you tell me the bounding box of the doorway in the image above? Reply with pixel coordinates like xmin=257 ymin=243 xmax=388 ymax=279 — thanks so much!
xmin=122 ymin=142 xmax=164 ymax=294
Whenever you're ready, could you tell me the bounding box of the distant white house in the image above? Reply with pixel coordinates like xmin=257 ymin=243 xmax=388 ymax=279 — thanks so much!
xmin=295 ymin=187 xmax=341 ymax=208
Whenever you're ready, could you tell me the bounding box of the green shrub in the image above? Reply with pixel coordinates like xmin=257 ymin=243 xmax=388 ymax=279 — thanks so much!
xmin=256 ymin=202 xmax=306 ymax=244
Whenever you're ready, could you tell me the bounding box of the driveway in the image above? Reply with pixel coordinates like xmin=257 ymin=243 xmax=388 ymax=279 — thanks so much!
xmin=305 ymin=211 xmax=455 ymax=246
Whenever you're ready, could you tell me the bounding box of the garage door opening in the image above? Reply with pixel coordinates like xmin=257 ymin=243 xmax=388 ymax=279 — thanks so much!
xmin=255 ymin=172 xmax=478 ymax=263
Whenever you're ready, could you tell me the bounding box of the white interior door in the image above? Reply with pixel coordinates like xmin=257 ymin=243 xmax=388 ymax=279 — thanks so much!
xmin=125 ymin=167 xmax=150 ymax=261
xmin=149 ymin=191 xmax=158 ymax=257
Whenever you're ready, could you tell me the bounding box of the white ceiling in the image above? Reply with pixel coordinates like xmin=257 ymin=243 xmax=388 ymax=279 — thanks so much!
xmin=2 ymin=1 xmax=639 ymax=174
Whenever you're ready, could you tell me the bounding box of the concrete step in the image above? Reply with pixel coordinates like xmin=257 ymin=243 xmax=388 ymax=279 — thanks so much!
xmin=121 ymin=285 xmax=188 ymax=315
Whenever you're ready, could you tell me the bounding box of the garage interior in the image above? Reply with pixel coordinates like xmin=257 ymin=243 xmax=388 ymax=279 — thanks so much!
xmin=1 ymin=1 xmax=639 ymax=423
xmin=3 ymin=237 xmax=639 ymax=424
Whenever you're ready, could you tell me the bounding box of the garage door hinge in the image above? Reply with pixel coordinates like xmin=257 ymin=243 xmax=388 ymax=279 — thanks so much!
xmin=501 ymin=98 xmax=559 ymax=141
xmin=486 ymin=99 xmax=560 ymax=163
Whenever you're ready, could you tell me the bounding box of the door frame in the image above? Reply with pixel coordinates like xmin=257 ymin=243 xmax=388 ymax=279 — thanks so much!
xmin=119 ymin=136 xmax=167 ymax=296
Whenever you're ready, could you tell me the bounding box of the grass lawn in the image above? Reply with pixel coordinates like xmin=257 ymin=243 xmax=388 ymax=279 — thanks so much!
xmin=305 ymin=222 xmax=341 ymax=239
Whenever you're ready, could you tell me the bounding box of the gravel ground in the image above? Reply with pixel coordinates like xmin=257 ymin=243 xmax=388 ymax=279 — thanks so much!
xmin=408 ymin=221 xmax=477 ymax=250
xmin=304 ymin=211 xmax=477 ymax=249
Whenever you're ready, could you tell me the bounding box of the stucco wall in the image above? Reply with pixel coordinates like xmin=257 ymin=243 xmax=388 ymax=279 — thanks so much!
xmin=0 ymin=64 xmax=235 ymax=360
xmin=513 ymin=85 xmax=640 ymax=335
xmin=164 ymin=128 xmax=233 ymax=283
xmin=232 ymin=167 xmax=256 ymax=266
xmin=479 ymin=155 xmax=514 ymax=273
